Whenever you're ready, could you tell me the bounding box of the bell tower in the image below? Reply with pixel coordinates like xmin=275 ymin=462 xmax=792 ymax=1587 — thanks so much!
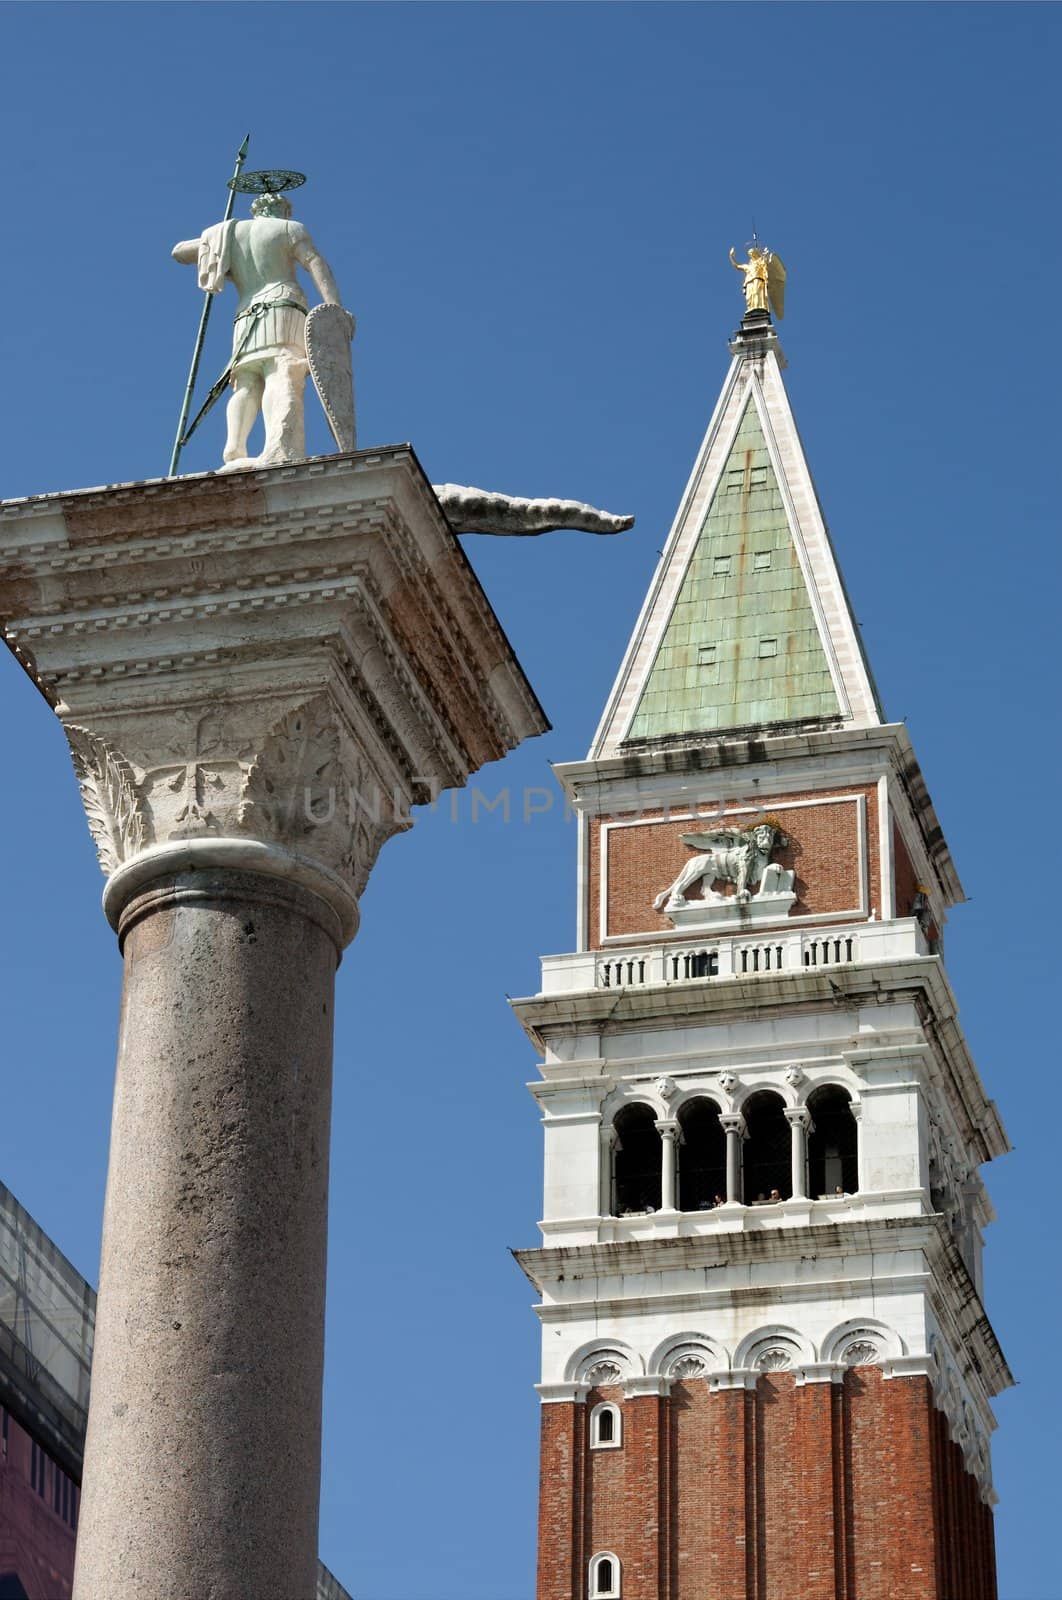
xmin=513 ymin=298 xmax=1011 ymax=1600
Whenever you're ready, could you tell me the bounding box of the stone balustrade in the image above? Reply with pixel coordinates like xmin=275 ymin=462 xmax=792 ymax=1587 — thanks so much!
xmin=539 ymin=916 xmax=930 ymax=996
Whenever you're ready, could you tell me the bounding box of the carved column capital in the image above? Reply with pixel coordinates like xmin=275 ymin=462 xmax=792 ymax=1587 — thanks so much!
xmin=654 ymin=1118 xmax=681 ymax=1141
xmin=784 ymin=1107 xmax=813 ymax=1131
xmin=1 ymin=453 xmax=547 ymax=946
xmin=719 ymin=1113 xmax=747 ymax=1138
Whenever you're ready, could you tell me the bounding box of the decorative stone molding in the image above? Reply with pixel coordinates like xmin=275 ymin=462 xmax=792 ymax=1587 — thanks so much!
xmin=623 ymin=1374 xmax=673 ymax=1398
xmin=568 ymin=1341 xmax=641 ymax=1386
xmin=793 ymin=1362 xmax=843 ymax=1386
xmin=880 ymin=1354 xmax=937 ymax=1385
xmin=536 ymin=1381 xmax=590 ymax=1405
xmin=735 ymin=1327 xmax=814 ymax=1373
xmin=650 ymin=1335 xmax=727 ymax=1384
xmin=709 ymin=1368 xmax=760 ymax=1392
xmin=66 ymin=726 xmax=147 ymax=874
xmin=840 ymin=1339 xmax=881 ymax=1367
xmin=669 ymin=1355 xmax=708 ymax=1380
xmin=585 ymin=1361 xmax=624 ymax=1387
xmin=755 ymin=1347 xmax=794 ymax=1372
xmin=821 ymin=1319 xmax=904 ymax=1368
xmin=1 ymin=452 xmax=547 ymax=947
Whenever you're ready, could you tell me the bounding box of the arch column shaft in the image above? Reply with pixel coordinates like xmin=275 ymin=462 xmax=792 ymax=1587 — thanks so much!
xmin=720 ymin=1114 xmax=745 ymax=1204
xmin=72 ymin=871 xmax=338 ymax=1600
xmin=785 ymin=1108 xmax=811 ymax=1200
xmin=656 ymin=1119 xmax=679 ymax=1211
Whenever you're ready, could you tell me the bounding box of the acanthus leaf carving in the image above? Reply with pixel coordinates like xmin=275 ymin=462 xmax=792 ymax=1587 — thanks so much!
xmin=238 ymin=695 xmax=343 ymax=846
xmin=66 ymin=726 xmax=147 ymax=876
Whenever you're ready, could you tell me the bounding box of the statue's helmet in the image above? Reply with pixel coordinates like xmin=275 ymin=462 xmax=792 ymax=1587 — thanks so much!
xmin=251 ymin=192 xmax=293 ymax=220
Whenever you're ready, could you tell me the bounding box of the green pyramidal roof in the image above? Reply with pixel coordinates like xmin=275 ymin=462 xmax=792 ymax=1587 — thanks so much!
xmin=626 ymin=397 xmax=841 ymax=740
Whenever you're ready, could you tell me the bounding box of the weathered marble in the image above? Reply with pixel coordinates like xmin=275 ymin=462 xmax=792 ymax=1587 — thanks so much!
xmin=172 ymin=193 xmax=351 ymax=471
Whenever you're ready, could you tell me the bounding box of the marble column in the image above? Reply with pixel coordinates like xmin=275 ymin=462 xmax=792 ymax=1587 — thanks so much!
xmin=0 ymin=453 xmax=547 ymax=1600
xmin=656 ymin=1119 xmax=679 ymax=1212
xmin=720 ymin=1113 xmax=746 ymax=1205
xmin=785 ymin=1107 xmax=812 ymax=1200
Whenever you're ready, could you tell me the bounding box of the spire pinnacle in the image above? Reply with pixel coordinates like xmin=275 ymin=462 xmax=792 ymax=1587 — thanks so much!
xmin=589 ymin=293 xmax=882 ymax=758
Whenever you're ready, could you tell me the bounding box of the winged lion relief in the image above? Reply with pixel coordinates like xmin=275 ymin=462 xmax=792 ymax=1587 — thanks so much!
xmin=653 ymin=820 xmax=796 ymax=927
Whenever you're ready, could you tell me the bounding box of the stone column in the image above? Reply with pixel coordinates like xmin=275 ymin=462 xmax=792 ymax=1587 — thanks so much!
xmin=0 ymin=454 xmax=547 ymax=1600
xmin=785 ymin=1107 xmax=812 ymax=1200
xmin=600 ymin=1124 xmax=618 ymax=1218
xmin=850 ymin=1100 xmax=864 ymax=1195
xmin=656 ymin=1119 xmax=680 ymax=1212
xmin=77 ymin=869 xmax=338 ymax=1598
xmin=720 ymin=1113 xmax=746 ymax=1205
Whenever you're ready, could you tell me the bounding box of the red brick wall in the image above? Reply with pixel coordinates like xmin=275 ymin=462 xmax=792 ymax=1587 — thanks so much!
xmin=893 ymin=820 xmax=919 ymax=919
xmin=538 ymin=1398 xmax=585 ymax=1600
xmin=0 ymin=1408 xmax=77 ymax=1600
xmin=537 ymin=1373 xmax=996 ymax=1600
xmin=588 ymin=787 xmax=880 ymax=947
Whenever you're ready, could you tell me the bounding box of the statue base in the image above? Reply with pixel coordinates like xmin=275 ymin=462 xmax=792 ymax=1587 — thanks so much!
xmin=729 ymin=309 xmax=786 ymax=368
xmin=665 ymin=891 xmax=797 ymax=931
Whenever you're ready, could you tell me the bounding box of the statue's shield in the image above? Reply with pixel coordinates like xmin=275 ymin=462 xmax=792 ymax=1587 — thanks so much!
xmin=306 ymin=304 xmax=356 ymax=452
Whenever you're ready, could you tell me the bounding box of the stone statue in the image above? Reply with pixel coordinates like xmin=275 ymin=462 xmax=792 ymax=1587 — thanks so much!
xmin=730 ymin=244 xmax=786 ymax=320
xmin=172 ymin=192 xmax=353 ymax=471
xmin=653 ymin=823 xmax=793 ymax=913
xmin=172 ymin=190 xmax=633 ymax=536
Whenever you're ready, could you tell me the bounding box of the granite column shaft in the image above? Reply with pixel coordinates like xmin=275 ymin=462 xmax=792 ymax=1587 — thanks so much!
xmin=72 ymin=868 xmax=340 ymax=1600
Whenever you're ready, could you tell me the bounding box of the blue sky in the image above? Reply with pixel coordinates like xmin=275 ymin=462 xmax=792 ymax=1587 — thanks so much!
xmin=1 ymin=3 xmax=1059 ymax=1596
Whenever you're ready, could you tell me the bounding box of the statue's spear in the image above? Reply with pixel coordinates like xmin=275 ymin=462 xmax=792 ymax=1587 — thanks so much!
xmin=167 ymin=134 xmax=250 ymax=478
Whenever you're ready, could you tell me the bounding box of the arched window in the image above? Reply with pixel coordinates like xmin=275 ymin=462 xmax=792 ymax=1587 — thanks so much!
xmin=589 ymin=1552 xmax=621 ymax=1598
xmin=612 ymin=1104 xmax=661 ymax=1215
xmin=741 ymin=1091 xmax=790 ymax=1204
xmin=590 ymin=1402 xmax=622 ymax=1449
xmin=677 ymin=1097 xmax=726 ymax=1211
xmin=808 ymin=1086 xmax=858 ymax=1197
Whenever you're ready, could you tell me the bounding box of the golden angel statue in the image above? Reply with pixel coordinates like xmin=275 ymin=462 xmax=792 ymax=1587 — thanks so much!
xmin=730 ymin=243 xmax=786 ymax=320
